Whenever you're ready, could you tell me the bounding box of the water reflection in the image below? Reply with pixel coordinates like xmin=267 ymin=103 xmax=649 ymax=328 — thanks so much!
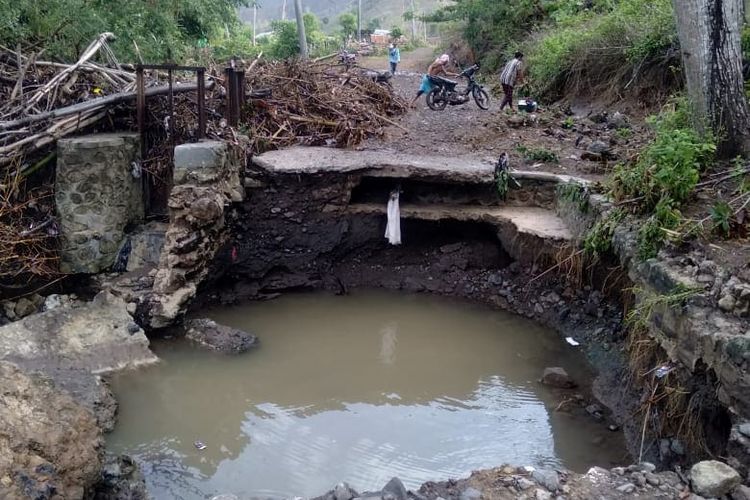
xmin=107 ymin=291 xmax=624 ymax=499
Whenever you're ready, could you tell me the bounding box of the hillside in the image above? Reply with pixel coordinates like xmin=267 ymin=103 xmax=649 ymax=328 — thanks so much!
xmin=240 ymin=0 xmax=443 ymax=34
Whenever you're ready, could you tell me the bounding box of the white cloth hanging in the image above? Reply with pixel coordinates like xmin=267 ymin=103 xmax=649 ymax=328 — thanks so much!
xmin=385 ymin=191 xmax=401 ymax=245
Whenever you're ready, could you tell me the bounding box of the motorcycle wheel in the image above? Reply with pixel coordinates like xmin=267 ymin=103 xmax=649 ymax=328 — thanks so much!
xmin=473 ymin=87 xmax=490 ymax=110
xmin=426 ymin=88 xmax=447 ymax=111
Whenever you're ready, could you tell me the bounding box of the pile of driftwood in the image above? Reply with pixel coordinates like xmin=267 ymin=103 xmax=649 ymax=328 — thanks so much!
xmin=243 ymin=58 xmax=407 ymax=151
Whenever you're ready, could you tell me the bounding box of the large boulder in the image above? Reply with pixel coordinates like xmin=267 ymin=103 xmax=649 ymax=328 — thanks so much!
xmin=0 ymin=361 xmax=103 ymax=499
xmin=690 ymin=460 xmax=741 ymax=497
xmin=184 ymin=318 xmax=259 ymax=354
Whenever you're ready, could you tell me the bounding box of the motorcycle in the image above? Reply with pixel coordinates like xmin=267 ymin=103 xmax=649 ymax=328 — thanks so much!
xmin=339 ymin=50 xmax=357 ymax=70
xmin=426 ymin=63 xmax=490 ymax=111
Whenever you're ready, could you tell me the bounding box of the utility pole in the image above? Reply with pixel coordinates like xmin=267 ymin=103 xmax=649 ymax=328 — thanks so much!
xmin=410 ymin=0 xmax=417 ymax=41
xmin=252 ymin=2 xmax=258 ymax=46
xmin=293 ymin=0 xmax=308 ymax=59
xmin=357 ymin=0 xmax=362 ymax=41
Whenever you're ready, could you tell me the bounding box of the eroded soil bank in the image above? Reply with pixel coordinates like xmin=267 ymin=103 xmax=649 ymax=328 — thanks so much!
xmin=194 ymin=166 xmax=644 ymax=464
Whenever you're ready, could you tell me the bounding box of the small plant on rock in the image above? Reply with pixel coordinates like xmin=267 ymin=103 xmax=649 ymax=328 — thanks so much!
xmin=517 ymin=145 xmax=559 ymax=163
xmin=583 ymin=208 xmax=625 ymax=258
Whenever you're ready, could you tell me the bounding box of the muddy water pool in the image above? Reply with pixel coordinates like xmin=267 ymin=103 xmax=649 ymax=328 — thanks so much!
xmin=107 ymin=291 xmax=625 ymax=499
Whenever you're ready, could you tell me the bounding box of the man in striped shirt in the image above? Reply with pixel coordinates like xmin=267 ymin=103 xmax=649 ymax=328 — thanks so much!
xmin=499 ymin=52 xmax=524 ymax=111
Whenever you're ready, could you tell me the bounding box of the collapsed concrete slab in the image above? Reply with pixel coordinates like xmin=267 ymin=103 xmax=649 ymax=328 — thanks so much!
xmin=0 ymin=291 xmax=157 ymax=374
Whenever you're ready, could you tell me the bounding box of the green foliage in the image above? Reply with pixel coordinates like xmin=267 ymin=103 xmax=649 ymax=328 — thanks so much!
xmin=390 ymin=26 xmax=404 ymax=39
xmin=266 ymin=14 xmax=334 ymax=60
xmin=268 ymin=20 xmax=301 ymax=59
xmin=339 ymin=12 xmax=357 ymax=39
xmin=583 ymin=208 xmax=624 ymax=258
xmin=636 ymin=197 xmax=681 ymax=259
xmin=562 ymin=117 xmax=575 ymax=129
xmin=557 ymin=182 xmax=589 ymax=213
xmin=367 ymin=18 xmax=382 ymax=31
xmin=710 ymin=201 xmax=733 ymax=237
xmin=612 ymin=99 xmax=716 ymax=211
xmin=616 ymin=128 xmax=633 ymax=140
xmin=516 ymin=145 xmax=559 ymax=163
xmin=0 ymin=0 xmax=249 ymax=63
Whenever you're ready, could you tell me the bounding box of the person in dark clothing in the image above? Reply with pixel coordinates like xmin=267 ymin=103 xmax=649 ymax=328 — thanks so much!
xmin=499 ymin=52 xmax=524 ymax=111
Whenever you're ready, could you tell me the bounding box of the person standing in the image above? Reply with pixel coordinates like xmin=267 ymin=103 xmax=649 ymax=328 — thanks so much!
xmin=388 ymin=43 xmax=401 ymax=74
xmin=499 ymin=52 xmax=524 ymax=111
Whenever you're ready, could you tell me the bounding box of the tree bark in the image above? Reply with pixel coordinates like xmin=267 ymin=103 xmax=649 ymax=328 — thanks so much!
xmin=293 ymin=0 xmax=309 ymax=59
xmin=673 ymin=0 xmax=750 ymax=157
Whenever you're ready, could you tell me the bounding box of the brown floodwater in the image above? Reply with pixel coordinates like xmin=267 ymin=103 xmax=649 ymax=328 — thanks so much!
xmin=107 ymin=290 xmax=626 ymax=499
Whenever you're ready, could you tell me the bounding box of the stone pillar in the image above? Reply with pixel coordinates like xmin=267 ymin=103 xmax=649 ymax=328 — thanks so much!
xmin=56 ymin=133 xmax=143 ymax=274
xmin=147 ymin=140 xmax=244 ymax=329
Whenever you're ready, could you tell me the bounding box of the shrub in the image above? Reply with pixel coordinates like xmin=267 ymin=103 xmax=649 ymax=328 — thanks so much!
xmin=612 ymin=99 xmax=716 ymax=210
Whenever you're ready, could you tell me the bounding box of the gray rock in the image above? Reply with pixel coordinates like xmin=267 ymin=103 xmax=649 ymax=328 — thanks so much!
xmin=210 ymin=496 xmax=240 ymax=500
xmin=690 ymin=460 xmax=741 ymax=497
xmin=517 ymin=478 xmax=535 ymax=490
xmin=460 ymin=487 xmax=482 ymax=500
xmin=382 ymin=477 xmax=407 ymax=500
xmin=540 ymin=367 xmax=576 ymax=388
xmin=532 ymin=469 xmax=560 ymax=492
xmin=719 ymin=294 xmax=737 ymax=312
xmin=739 ymin=422 xmax=750 ymax=438
xmin=94 ymin=454 xmax=148 ymax=499
xmin=0 ymin=361 xmax=103 ymax=499
xmin=14 ymin=297 xmax=38 ymax=318
xmin=608 ymin=112 xmax=630 ymax=129
xmin=534 ymin=489 xmax=552 ymax=500
xmin=184 ymin=318 xmax=259 ymax=354
xmin=334 ymin=482 xmax=359 ymax=500
xmin=731 ymin=484 xmax=750 ymax=500
xmin=616 ymin=483 xmax=636 ymax=493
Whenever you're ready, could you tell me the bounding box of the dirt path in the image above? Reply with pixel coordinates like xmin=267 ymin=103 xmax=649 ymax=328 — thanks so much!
xmin=358 ymin=49 xmax=643 ymax=182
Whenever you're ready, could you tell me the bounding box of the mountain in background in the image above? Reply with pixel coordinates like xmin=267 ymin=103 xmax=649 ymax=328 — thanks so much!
xmin=240 ymin=0 xmax=444 ymax=34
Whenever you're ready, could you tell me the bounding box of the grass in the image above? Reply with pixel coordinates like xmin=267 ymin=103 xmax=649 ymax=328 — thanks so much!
xmin=516 ymin=145 xmax=559 ymax=163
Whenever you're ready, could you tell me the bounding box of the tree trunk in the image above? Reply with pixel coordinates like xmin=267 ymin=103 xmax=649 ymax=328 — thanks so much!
xmin=282 ymin=0 xmax=287 ymax=20
xmin=673 ymin=0 xmax=750 ymax=157
xmin=293 ymin=0 xmax=309 ymax=59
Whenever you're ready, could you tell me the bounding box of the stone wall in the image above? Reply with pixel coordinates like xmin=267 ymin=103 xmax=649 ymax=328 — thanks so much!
xmin=56 ymin=133 xmax=143 ymax=274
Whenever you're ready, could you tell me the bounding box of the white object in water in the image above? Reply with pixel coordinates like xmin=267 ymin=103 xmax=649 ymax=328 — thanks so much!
xmin=385 ymin=191 xmax=401 ymax=245
xmin=194 ymin=440 xmax=207 ymax=450
xmin=565 ymin=336 xmax=580 ymax=346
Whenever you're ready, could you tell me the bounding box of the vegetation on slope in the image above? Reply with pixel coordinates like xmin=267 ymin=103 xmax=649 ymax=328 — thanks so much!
xmin=0 ymin=0 xmax=251 ymax=63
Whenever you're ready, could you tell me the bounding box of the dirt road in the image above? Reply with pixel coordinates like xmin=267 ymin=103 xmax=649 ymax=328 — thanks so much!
xmin=358 ymin=48 xmax=643 ymax=182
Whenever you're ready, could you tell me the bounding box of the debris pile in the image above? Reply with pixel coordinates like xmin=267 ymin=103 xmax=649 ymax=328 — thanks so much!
xmin=0 ymin=33 xmax=136 ymax=167
xmin=242 ymin=59 xmax=407 ymax=152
